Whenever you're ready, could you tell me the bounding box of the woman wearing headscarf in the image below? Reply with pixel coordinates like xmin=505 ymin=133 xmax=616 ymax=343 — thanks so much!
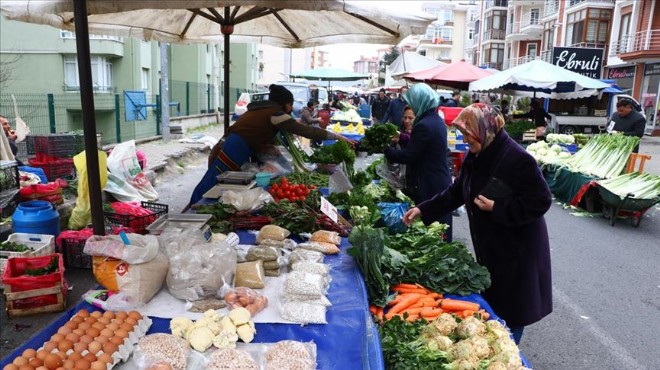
xmin=187 ymin=84 xmax=355 ymax=208
xmin=403 ymin=103 xmax=553 ymax=344
xmin=384 ymin=83 xmax=453 ymax=242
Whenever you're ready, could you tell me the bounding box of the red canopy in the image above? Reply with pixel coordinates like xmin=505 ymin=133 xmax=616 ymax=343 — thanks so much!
xmin=403 ymin=60 xmax=495 ymax=90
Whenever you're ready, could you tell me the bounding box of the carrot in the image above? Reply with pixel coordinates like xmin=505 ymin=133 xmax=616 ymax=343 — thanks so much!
xmin=420 ymin=307 xmax=443 ymax=319
xmin=459 ymin=310 xmax=475 ymax=318
xmin=369 ymin=305 xmax=378 ymax=315
xmin=392 ymin=283 xmax=419 ymax=290
xmin=428 ymin=292 xmax=442 ymax=299
xmin=376 ymin=307 xmax=384 ymax=323
xmin=405 ymin=314 xmax=420 ymax=322
xmin=439 ymin=299 xmax=480 ymax=312
xmin=399 ymin=307 xmax=424 ymax=316
xmin=392 ymin=287 xmax=430 ymax=295
xmin=385 ymin=294 xmax=424 ymax=320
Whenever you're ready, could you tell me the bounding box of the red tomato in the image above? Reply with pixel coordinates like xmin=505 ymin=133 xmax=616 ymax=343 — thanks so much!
xmin=281 ymin=178 xmax=288 ymax=185
xmin=303 ymin=188 xmax=310 ymax=195
xmin=277 ymin=190 xmax=285 ymax=198
xmin=271 ymin=183 xmax=279 ymax=190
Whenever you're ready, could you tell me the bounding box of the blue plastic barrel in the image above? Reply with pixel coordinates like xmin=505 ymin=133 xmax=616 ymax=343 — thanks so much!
xmin=11 ymin=200 xmax=60 ymax=237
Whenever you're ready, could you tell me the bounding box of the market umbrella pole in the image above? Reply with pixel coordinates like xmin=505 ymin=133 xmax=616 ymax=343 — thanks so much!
xmin=223 ymin=11 xmax=232 ymax=132
xmin=73 ymin=0 xmax=105 ymax=235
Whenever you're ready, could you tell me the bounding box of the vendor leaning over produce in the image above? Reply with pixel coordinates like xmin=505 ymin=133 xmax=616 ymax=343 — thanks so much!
xmin=385 ymin=83 xmax=453 ymax=242
xmin=187 ymin=84 xmax=356 ymax=208
xmin=403 ymin=103 xmax=553 ymax=344
xmin=606 ymin=98 xmax=646 ymax=153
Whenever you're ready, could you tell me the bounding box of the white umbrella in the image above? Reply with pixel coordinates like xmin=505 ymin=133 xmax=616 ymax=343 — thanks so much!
xmin=1 ymin=0 xmax=434 ymax=233
xmin=388 ymin=50 xmax=445 ymax=79
xmin=469 ymin=59 xmax=610 ymax=99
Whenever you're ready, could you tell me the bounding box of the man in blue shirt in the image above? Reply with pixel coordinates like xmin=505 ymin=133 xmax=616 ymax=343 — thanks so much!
xmin=443 ymin=91 xmax=461 ymax=107
xmin=382 ymin=86 xmax=409 ymax=129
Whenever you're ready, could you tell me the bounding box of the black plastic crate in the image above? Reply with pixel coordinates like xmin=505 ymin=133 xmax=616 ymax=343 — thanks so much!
xmin=0 ymin=189 xmax=21 ymax=218
xmin=104 ymin=201 xmax=168 ymax=234
xmin=60 ymin=237 xmax=92 ymax=269
xmin=0 ymin=161 xmax=20 ymax=193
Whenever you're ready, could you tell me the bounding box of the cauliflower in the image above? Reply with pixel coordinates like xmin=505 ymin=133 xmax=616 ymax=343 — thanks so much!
xmin=212 ymin=329 xmax=239 ymax=349
xmin=486 ymin=361 xmax=507 ymax=370
xmin=236 ymin=323 xmax=256 ymax=343
xmin=425 ymin=336 xmax=453 ymax=352
xmin=455 ymin=316 xmax=486 ymax=339
xmin=466 ymin=336 xmax=491 ymax=359
xmin=444 ymin=359 xmax=481 ymax=370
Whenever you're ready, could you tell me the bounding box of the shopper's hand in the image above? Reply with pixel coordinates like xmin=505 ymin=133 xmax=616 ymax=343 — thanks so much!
xmin=473 ymin=195 xmax=494 ymax=212
xmin=391 ymin=134 xmax=400 ymax=144
xmin=338 ymin=135 xmax=357 ymax=149
xmin=403 ymin=207 xmax=421 ymax=226
xmin=8 ymin=130 xmax=17 ymax=141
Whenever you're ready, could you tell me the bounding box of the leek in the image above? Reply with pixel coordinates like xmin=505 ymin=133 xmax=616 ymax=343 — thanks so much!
xmin=562 ymin=134 xmax=639 ymax=179
xmin=599 ymin=172 xmax=660 ymax=200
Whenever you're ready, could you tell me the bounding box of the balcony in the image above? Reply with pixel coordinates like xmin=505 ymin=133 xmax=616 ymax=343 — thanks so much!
xmin=482 ymin=29 xmax=506 ymax=42
xmin=419 ymin=37 xmax=453 ymax=48
xmin=567 ymin=0 xmax=614 ymax=8
xmin=485 ymin=0 xmax=508 ymax=10
xmin=542 ymin=1 xmax=559 ymax=19
xmin=570 ymin=42 xmax=607 ymax=49
xmin=506 ymin=13 xmax=543 ymax=41
xmin=610 ymin=30 xmax=660 ymax=61
xmin=503 ymin=50 xmax=552 ymax=70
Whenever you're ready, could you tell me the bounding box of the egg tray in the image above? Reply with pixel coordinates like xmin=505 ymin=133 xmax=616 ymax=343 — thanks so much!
xmin=35 ymin=315 xmax=152 ymax=370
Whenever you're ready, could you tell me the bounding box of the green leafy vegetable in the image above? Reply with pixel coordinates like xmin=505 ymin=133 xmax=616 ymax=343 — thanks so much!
xmin=24 ymin=256 xmax=59 ymax=276
xmin=379 ymin=316 xmax=448 ymax=370
xmin=0 ymin=242 xmax=30 ymax=253
xmin=347 ymin=226 xmax=391 ymax=306
xmin=360 ymin=123 xmax=399 ymax=154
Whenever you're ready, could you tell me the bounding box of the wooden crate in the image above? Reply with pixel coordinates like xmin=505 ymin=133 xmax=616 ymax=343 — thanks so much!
xmin=4 ymin=282 xmax=66 ymax=317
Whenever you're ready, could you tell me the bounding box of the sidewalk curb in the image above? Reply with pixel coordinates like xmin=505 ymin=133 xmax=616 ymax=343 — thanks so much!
xmin=144 ymin=145 xmax=210 ymax=184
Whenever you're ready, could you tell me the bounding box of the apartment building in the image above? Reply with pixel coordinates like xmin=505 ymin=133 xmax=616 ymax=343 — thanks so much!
xmin=0 ymin=15 xmax=258 ymax=143
xmin=470 ymin=0 xmax=658 ymax=127
xmin=418 ymin=1 xmax=478 ymax=63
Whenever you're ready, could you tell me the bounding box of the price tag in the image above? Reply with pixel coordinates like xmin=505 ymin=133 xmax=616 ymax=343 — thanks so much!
xmin=320 ymin=196 xmax=338 ymax=224
xmin=303 ymin=146 xmax=314 ymax=156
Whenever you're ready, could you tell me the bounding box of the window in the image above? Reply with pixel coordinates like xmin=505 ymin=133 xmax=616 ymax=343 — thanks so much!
xmin=59 ymin=30 xmax=122 ymax=41
xmin=566 ymin=8 xmax=611 ymax=47
xmin=527 ymin=43 xmax=538 ymax=57
xmin=484 ymin=10 xmax=506 ymax=40
xmin=543 ymin=20 xmax=556 ymax=51
xmin=437 ymin=50 xmax=451 ymax=60
xmin=484 ymin=43 xmax=504 ymax=69
xmin=439 ymin=9 xmax=454 ymax=23
xmin=63 ymin=55 xmax=113 ymax=92
xmin=618 ymin=12 xmax=631 ymax=40
xmin=141 ymin=68 xmax=150 ymax=90
xmin=441 ymin=28 xmax=453 ymax=41
xmin=530 ymin=9 xmax=540 ymax=25
xmin=468 ymin=29 xmax=474 ymax=40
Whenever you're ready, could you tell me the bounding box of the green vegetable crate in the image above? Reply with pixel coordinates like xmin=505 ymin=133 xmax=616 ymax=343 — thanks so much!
xmin=2 ymin=253 xmax=67 ymax=317
xmin=0 ymin=233 xmax=55 ymax=289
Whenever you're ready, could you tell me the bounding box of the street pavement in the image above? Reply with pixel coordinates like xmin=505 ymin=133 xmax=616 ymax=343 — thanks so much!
xmin=2 ymin=127 xmax=660 ymax=369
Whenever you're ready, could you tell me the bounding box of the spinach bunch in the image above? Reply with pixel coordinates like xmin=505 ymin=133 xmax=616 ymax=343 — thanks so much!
xmin=347 ymin=226 xmax=390 ymax=306
xmin=360 ymin=123 xmax=399 ymax=154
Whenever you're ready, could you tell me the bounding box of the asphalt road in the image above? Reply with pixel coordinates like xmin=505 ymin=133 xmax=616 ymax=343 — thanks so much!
xmin=2 ymin=152 xmax=659 ymax=369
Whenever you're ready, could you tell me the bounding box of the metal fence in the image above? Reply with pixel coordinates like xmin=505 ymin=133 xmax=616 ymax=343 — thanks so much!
xmin=1 ymin=80 xmax=263 ymax=148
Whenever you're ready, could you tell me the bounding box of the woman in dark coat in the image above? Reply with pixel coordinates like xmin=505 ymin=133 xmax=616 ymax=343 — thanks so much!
xmin=385 ymin=83 xmax=453 ymax=242
xmin=403 ymin=103 xmax=552 ymax=344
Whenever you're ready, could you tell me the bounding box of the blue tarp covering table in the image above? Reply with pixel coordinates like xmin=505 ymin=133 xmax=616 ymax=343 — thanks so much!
xmin=1 ymin=232 xmax=384 ymax=370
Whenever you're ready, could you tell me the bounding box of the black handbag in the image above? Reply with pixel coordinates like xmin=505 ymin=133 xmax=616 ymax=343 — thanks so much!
xmin=480 ymin=177 xmax=514 ymax=200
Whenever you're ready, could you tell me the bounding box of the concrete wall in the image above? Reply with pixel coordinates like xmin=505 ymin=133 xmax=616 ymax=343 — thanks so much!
xmin=170 ymin=112 xmax=219 ymax=133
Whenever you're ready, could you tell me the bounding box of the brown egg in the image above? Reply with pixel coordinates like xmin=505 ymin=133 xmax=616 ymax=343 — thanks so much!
xmin=114 ymin=311 xmax=128 ymax=321
xmin=42 ymin=341 xmax=57 ymax=352
xmin=57 ymin=339 xmax=73 ymax=353
xmin=119 ymin=323 xmax=133 ymax=332
xmin=90 ymin=311 xmax=102 ymax=319
xmin=28 ymin=358 xmax=43 ymax=368
xmin=22 ymin=349 xmax=37 ymax=360
xmin=35 ymin=350 xmax=48 ymax=360
xmin=3 ymin=364 xmax=19 ymax=370
xmin=90 ymin=362 xmax=106 ymax=370
xmin=124 ymin=317 xmax=137 ymax=326
xmin=12 ymin=357 xmax=28 ymax=366
xmin=43 ymin=353 xmax=62 ymax=369
xmin=54 ymin=351 xmax=67 ymax=360
xmin=87 ymin=341 xmax=102 ymax=355
xmin=73 ymin=342 xmax=87 ymax=353
xmin=77 ymin=322 xmax=91 ymax=331
xmin=71 ymin=329 xmax=85 ymax=337
xmin=77 ymin=309 xmax=90 ymax=318
xmin=61 ymin=360 xmax=75 ymax=370
xmin=102 ymin=311 xmax=115 ymax=320
xmin=99 ymin=329 xmax=114 ymax=338
xmin=70 ymin=316 xmax=84 ymax=324
xmin=64 ymin=333 xmax=79 ymax=343
xmin=64 ymin=321 xmax=77 ymax=331
xmin=102 ymin=342 xmax=118 ymax=355
xmin=83 ymin=353 xmax=97 ymax=363
xmin=115 ymin=330 xmax=129 ymax=339
xmin=111 ymin=319 xmax=123 ymax=326
xmin=97 ymin=353 xmax=112 ymax=364
xmin=127 ymin=311 xmax=142 ymax=321
xmin=73 ymin=359 xmax=90 ymax=370
xmin=109 ymin=336 xmax=124 ymax=346
xmin=95 ymin=336 xmax=109 ymax=345
xmin=50 ymin=334 xmax=64 ymax=343
xmin=86 ymin=328 xmax=100 ymax=338
xmin=66 ymin=352 xmax=82 ymax=362
xmin=106 ymin=323 xmax=119 ymax=332
xmin=97 ymin=317 xmax=110 ymax=325
xmin=56 ymin=326 xmax=71 ymax=336
xmin=84 ymin=317 xmax=97 ymax=325
xmin=17 ymin=366 xmax=33 ymax=370
xmin=35 ymin=367 xmax=49 ymax=370
xmin=91 ymin=322 xmax=105 ymax=331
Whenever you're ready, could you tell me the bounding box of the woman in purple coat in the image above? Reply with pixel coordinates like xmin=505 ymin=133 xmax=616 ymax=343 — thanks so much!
xmin=403 ymin=103 xmax=552 ymax=344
